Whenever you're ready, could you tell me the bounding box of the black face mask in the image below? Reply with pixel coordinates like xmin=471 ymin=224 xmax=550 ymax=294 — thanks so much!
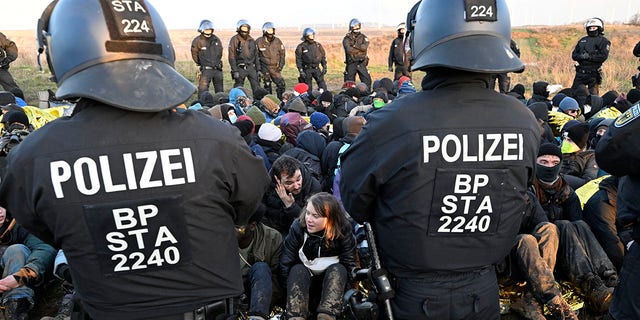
xmin=536 ymin=163 xmax=562 ymax=184
xmin=587 ymin=30 xmax=599 ymax=37
xmin=397 ymin=31 xmax=404 ymax=38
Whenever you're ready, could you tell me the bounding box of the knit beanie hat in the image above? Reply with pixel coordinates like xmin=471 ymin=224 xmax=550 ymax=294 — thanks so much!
xmin=287 ymin=97 xmax=307 ymax=114
xmin=627 ymin=88 xmax=640 ymax=104
xmin=319 ymin=91 xmax=333 ymax=104
xmin=258 ymin=123 xmax=282 ymax=142
xmin=528 ymin=102 xmax=549 ymax=122
xmin=310 ymin=112 xmax=330 ymax=130
xmin=293 ymin=83 xmax=309 ymax=96
xmin=212 ymin=92 xmax=230 ymax=105
xmin=551 ymin=93 xmax=567 ymax=107
xmin=199 ymin=91 xmax=216 ymax=107
xmin=510 ymin=84 xmax=525 ymax=97
xmin=245 ymin=105 xmax=266 ymax=126
xmin=344 ymin=87 xmax=360 ymax=99
xmin=538 ymin=142 xmax=562 ymax=160
xmin=397 ymin=76 xmax=411 ymax=91
xmin=261 ymin=95 xmax=280 ymax=112
xmin=559 ymin=97 xmax=579 ymax=112
xmin=341 ymin=81 xmax=357 ymax=89
xmin=566 ymin=122 xmax=590 ymax=150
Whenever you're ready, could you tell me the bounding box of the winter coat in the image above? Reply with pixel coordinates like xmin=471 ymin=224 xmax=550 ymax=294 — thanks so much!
xmin=561 ymin=150 xmax=598 ymax=190
xmin=531 ymin=176 xmax=583 ymax=222
xmin=279 ymin=218 xmax=356 ymax=288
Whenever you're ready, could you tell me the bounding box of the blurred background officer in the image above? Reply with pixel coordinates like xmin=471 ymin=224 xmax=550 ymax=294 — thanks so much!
xmin=342 ymin=19 xmax=371 ymax=90
xmin=295 ymin=28 xmax=328 ymax=95
xmin=191 ymin=19 xmax=224 ymax=95
xmin=492 ymin=39 xmax=521 ymax=93
xmin=0 ymin=1 xmax=269 ymax=319
xmin=0 ymin=32 xmax=21 ymax=92
xmin=256 ymin=22 xmax=286 ymax=100
xmin=340 ymin=0 xmax=540 ymax=319
xmin=229 ymin=20 xmax=261 ymax=97
xmin=572 ymin=17 xmax=610 ymax=95
xmin=596 ymin=105 xmax=640 ymax=320
xmin=388 ymin=22 xmax=409 ymax=81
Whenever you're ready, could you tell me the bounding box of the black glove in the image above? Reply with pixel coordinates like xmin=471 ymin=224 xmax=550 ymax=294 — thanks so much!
xmin=580 ymin=52 xmax=590 ymax=60
xmin=321 ymin=67 xmax=327 ymax=75
xmin=388 ymin=66 xmax=393 ymax=72
xmin=232 ymin=71 xmax=240 ymax=80
xmin=299 ymin=69 xmax=306 ymax=79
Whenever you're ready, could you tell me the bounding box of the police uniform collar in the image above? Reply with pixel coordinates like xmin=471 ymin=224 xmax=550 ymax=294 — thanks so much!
xmin=421 ymin=68 xmax=492 ymax=91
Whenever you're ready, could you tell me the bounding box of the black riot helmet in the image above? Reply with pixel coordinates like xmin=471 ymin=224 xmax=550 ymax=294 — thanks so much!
xmin=349 ymin=18 xmax=361 ymax=32
xmin=262 ymin=22 xmax=275 ymax=36
xmin=302 ymin=28 xmax=316 ymax=41
xmin=198 ymin=19 xmax=214 ymax=35
xmin=39 ymin=0 xmax=195 ymax=112
xmin=410 ymin=0 xmax=524 ymax=74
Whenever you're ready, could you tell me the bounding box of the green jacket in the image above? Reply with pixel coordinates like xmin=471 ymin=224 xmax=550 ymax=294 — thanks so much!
xmin=239 ymin=222 xmax=283 ymax=284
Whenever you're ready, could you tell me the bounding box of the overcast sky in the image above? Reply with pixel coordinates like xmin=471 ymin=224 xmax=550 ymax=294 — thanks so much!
xmin=1 ymin=0 xmax=639 ymax=30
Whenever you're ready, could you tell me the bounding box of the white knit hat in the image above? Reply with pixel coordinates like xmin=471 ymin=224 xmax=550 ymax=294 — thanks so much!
xmin=258 ymin=123 xmax=282 ymax=142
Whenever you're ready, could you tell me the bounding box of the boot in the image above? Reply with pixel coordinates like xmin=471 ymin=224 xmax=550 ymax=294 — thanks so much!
xmin=4 ymin=298 xmax=32 ymax=320
xmin=316 ymin=313 xmax=336 ymax=320
xmin=510 ymin=292 xmax=546 ymax=320
xmin=580 ymin=274 xmax=614 ymax=313
xmin=41 ymin=292 xmax=74 ymax=320
xmin=545 ymin=295 xmax=578 ymax=320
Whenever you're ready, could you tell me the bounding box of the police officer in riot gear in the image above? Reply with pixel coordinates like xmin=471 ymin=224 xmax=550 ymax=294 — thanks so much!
xmin=0 ymin=1 xmax=269 ymax=319
xmin=256 ymin=22 xmax=286 ymax=100
xmin=632 ymin=40 xmax=640 ymax=89
xmin=295 ymin=28 xmax=328 ymax=94
xmin=340 ymin=0 xmax=540 ymax=319
xmin=571 ymin=17 xmax=610 ymax=95
xmin=388 ymin=23 xmax=409 ymax=81
xmin=342 ymin=19 xmax=372 ymax=89
xmin=229 ymin=20 xmax=261 ymax=97
xmin=191 ymin=19 xmax=224 ymax=94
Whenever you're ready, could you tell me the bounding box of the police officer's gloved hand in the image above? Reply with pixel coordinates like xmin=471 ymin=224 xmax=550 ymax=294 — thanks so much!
xmin=388 ymin=66 xmax=393 ymax=72
xmin=299 ymin=69 xmax=306 ymax=78
xmin=257 ymin=71 xmax=263 ymax=79
xmin=232 ymin=71 xmax=240 ymax=80
xmin=580 ymin=52 xmax=590 ymax=60
xmin=321 ymin=67 xmax=327 ymax=75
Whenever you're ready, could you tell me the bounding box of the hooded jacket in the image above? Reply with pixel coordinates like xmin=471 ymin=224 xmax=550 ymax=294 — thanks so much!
xmin=279 ymin=218 xmax=356 ymax=288
xmin=263 ymin=165 xmax=321 ymax=234
xmin=561 ymin=150 xmax=599 ymax=190
xmin=283 ymin=131 xmax=326 ymax=181
xmin=526 ymin=82 xmax=551 ymax=107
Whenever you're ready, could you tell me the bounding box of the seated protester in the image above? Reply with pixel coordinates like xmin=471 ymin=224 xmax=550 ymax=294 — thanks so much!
xmin=583 ymin=94 xmax=604 ymax=120
xmin=237 ymin=203 xmax=283 ymax=320
xmin=355 ymin=82 xmax=369 ymax=98
xmin=560 ymin=121 xmax=598 ymax=189
xmin=220 ymin=103 xmax=239 ymax=124
xmin=530 ymin=143 xmax=616 ymax=313
xmin=280 ymin=91 xmax=295 ymax=109
xmin=309 ymin=111 xmax=331 ymax=141
xmin=588 ymin=118 xmax=614 ymax=176
xmin=582 ymin=176 xmax=629 ymax=271
xmin=283 ymin=130 xmax=326 ymax=183
xmin=330 ymin=88 xmax=359 ymax=119
xmin=260 ymin=95 xmax=285 ymax=124
xmin=229 ymin=87 xmax=249 ymax=116
xmin=558 ymin=97 xmax=581 ymax=120
xmin=245 ymin=105 xmax=267 ymax=132
xmin=377 ymin=77 xmax=396 ymax=100
xmin=252 ymin=87 xmax=269 ymax=107
xmin=284 ymin=97 xmax=308 ymax=116
xmin=312 ymin=91 xmax=334 ymax=122
xmin=279 ymin=192 xmax=356 ymax=320
xmin=527 ymin=81 xmax=551 ymax=108
xmin=263 ymin=155 xmax=321 ymax=234
xmin=0 ymin=206 xmax=56 ymax=320
xmin=320 ymin=116 xmax=366 ymax=193
xmin=504 ymin=191 xmax=577 ymax=320
xmin=396 ymin=79 xmax=417 ymax=99
xmin=234 ymin=117 xmax=270 ymax=171
xmin=571 ymin=84 xmax=590 ymax=115
xmin=506 ymin=83 xmax=527 ymax=104
xmin=528 ymin=102 xmax=557 ymax=145
xmin=255 ymin=123 xmax=292 ymax=167
xmin=279 ymin=110 xmax=312 ymax=146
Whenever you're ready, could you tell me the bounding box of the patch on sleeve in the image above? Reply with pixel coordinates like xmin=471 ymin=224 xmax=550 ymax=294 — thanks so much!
xmin=83 ymin=195 xmax=192 ymax=276
xmin=614 ymin=104 xmax=640 ymax=128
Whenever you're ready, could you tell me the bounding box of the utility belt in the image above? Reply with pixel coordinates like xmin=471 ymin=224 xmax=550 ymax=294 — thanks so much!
xmin=180 ymin=298 xmax=237 ymax=320
xmin=575 ymin=66 xmax=600 ymax=74
xmin=303 ymin=64 xmax=320 ymax=70
xmin=202 ymin=65 xmax=222 ymax=71
xmin=236 ymin=63 xmax=254 ymax=70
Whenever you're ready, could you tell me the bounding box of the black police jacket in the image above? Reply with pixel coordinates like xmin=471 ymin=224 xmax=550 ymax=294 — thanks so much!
xmin=0 ymin=100 xmax=270 ymax=320
xmin=571 ymin=34 xmax=610 ymax=70
xmin=340 ymin=70 xmax=540 ymax=275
